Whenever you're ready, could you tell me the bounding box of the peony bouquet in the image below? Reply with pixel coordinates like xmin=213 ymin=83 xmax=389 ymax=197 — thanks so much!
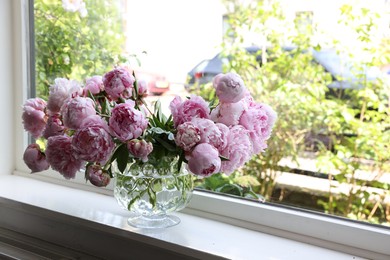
xmin=22 ymin=66 xmax=276 ymax=187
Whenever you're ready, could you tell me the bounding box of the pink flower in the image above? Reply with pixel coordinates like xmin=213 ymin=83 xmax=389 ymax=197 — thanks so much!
xmin=22 ymin=98 xmax=47 ymax=138
xmin=109 ymin=101 xmax=148 ymax=142
xmin=220 ymin=125 xmax=253 ymax=175
xmin=188 ymin=143 xmax=221 ymax=177
xmin=210 ymin=100 xmax=247 ymax=126
xmin=61 ymin=96 xmax=96 ymax=130
xmin=42 ymin=114 xmax=65 ymax=139
xmin=72 ymin=119 xmax=114 ymax=165
xmin=86 ymin=165 xmax=110 ymax=187
xmin=215 ymin=123 xmax=230 ymax=153
xmin=136 ymin=79 xmax=148 ymax=98
xmin=84 ymin=75 xmax=104 ymax=95
xmin=81 ymin=115 xmax=110 ymax=132
xmin=169 ymin=95 xmax=210 ymax=127
xmin=103 ymin=66 xmax=135 ymax=100
xmin=191 ymin=118 xmax=227 ymax=152
xmin=213 ymin=73 xmax=247 ymax=103
xmin=47 ymin=78 xmax=82 ymax=115
xmin=46 ymin=135 xmax=84 ymax=179
xmin=127 ymin=139 xmax=153 ymax=162
xmin=175 ymin=122 xmax=201 ymax=151
xmin=239 ymin=102 xmax=277 ymax=153
xmin=23 ymin=144 xmax=50 ymax=173
xmin=23 ymin=97 xmax=47 ymax=111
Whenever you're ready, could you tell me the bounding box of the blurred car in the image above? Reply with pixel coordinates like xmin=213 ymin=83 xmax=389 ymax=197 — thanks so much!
xmin=311 ymin=49 xmax=384 ymax=90
xmin=134 ymin=70 xmax=170 ymax=96
xmin=185 ymin=46 xmax=386 ymax=91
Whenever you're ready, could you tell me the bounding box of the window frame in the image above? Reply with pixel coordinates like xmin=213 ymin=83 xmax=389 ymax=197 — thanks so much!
xmin=10 ymin=1 xmax=390 ymax=259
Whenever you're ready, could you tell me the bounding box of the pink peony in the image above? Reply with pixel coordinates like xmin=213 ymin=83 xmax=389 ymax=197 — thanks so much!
xmin=210 ymin=100 xmax=247 ymax=126
xmin=84 ymin=75 xmax=104 ymax=95
xmin=72 ymin=121 xmax=115 ymax=165
xmin=103 ymin=66 xmax=135 ymax=100
xmin=175 ymin=121 xmax=201 ymax=151
xmin=239 ymin=102 xmax=277 ymax=153
xmin=61 ymin=96 xmax=96 ymax=130
xmin=188 ymin=143 xmax=221 ymax=177
xmin=191 ymin=118 xmax=227 ymax=152
xmin=109 ymin=101 xmax=148 ymax=142
xmin=169 ymin=95 xmax=210 ymax=127
xmin=215 ymin=123 xmax=230 ymax=153
xmin=45 ymin=135 xmax=84 ymax=179
xmin=127 ymin=139 xmax=153 ymax=162
xmin=46 ymin=78 xmax=83 ymax=115
xmin=23 ymin=144 xmax=50 ymax=173
xmin=80 ymin=114 xmax=110 ymax=132
xmin=220 ymin=125 xmax=253 ymax=175
xmin=86 ymin=164 xmax=110 ymax=187
xmin=213 ymin=72 xmax=247 ymax=103
xmin=22 ymin=98 xmax=47 ymax=138
xmin=259 ymin=103 xmax=277 ymax=137
xmin=42 ymin=114 xmax=65 ymax=139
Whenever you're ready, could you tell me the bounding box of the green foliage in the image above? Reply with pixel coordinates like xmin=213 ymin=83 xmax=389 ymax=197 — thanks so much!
xmin=34 ymin=0 xmax=126 ymax=99
xmin=196 ymin=172 xmax=264 ymax=201
xmin=187 ymin=82 xmax=216 ymax=103
xmin=196 ymin=0 xmax=390 ymax=224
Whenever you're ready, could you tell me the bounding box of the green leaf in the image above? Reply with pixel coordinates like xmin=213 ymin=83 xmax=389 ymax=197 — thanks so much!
xmin=149 ymin=127 xmax=167 ymax=135
xmin=219 ymin=155 xmax=230 ymax=161
xmin=154 ymin=136 xmax=176 ymax=152
xmin=154 ymin=99 xmax=163 ymax=121
xmin=216 ymin=184 xmax=243 ymax=197
xmin=177 ymin=150 xmax=187 ymax=172
xmin=112 ymin=143 xmax=129 ymax=174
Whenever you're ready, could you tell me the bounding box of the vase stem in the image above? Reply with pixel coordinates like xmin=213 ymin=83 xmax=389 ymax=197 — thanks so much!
xmin=127 ymin=214 xmax=181 ymax=229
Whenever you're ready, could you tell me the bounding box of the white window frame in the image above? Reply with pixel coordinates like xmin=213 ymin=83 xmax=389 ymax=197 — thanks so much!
xmin=6 ymin=0 xmax=390 ymax=259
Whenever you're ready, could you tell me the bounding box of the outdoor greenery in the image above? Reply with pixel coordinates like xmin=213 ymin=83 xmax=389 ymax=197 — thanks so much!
xmin=34 ymin=0 xmax=390 ymax=225
xmin=34 ymin=0 xmax=126 ymax=99
xmin=192 ymin=0 xmax=390 ymax=225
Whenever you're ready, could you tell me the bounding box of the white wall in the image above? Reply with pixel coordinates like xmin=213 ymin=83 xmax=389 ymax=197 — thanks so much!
xmin=0 ymin=0 xmax=14 ymax=175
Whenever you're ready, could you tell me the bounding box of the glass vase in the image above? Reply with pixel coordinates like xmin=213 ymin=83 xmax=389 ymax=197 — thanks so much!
xmin=113 ymin=157 xmax=193 ymax=229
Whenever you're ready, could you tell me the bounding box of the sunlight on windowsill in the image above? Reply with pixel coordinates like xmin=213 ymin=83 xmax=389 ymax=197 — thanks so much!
xmin=0 ymin=174 xmax=367 ymax=260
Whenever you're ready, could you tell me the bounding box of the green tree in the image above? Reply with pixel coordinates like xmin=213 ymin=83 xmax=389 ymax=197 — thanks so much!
xmin=196 ymin=0 xmax=390 ymax=224
xmin=34 ymin=0 xmax=126 ymax=98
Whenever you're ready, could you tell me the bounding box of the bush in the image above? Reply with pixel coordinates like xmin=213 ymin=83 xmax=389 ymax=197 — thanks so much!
xmin=196 ymin=0 xmax=390 ymax=224
xmin=34 ymin=0 xmax=126 ymax=98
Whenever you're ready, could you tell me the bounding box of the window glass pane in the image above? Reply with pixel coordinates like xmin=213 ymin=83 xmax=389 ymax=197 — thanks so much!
xmin=31 ymin=0 xmax=390 ymax=226
xmin=34 ymin=0 xmax=126 ymax=99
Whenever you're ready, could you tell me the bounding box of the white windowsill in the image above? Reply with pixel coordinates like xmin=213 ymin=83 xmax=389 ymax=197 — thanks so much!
xmin=0 ymin=174 xmax=371 ymax=260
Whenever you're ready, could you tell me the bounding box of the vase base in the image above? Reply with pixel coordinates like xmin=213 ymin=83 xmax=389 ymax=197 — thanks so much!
xmin=127 ymin=214 xmax=181 ymax=229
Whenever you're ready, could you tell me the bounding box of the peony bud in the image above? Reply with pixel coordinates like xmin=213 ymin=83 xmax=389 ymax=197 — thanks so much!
xmin=23 ymin=144 xmax=50 ymax=173
xmin=84 ymin=75 xmax=104 ymax=95
xmin=86 ymin=164 xmax=110 ymax=187
xmin=213 ymin=72 xmax=247 ymax=103
xmin=136 ymin=80 xmax=149 ymax=98
xmin=188 ymin=143 xmax=221 ymax=177
xmin=127 ymin=139 xmax=153 ymax=162
xmin=22 ymin=98 xmax=47 ymax=139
